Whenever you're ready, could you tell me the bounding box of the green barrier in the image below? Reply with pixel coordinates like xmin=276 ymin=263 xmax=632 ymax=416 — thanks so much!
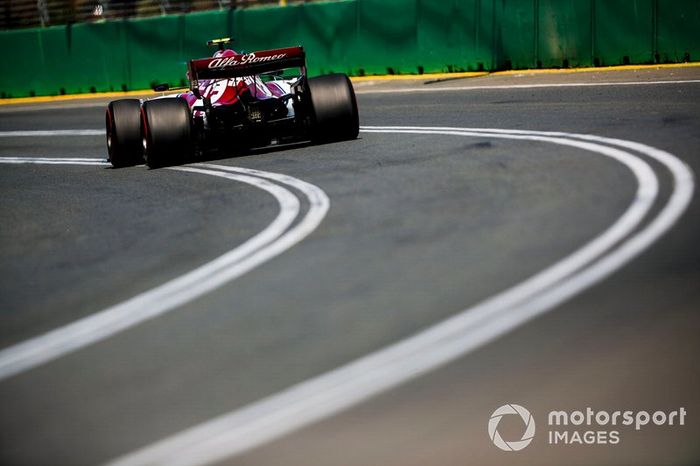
xmin=300 ymin=1 xmax=358 ymax=75
xmin=2 ymin=29 xmax=44 ymax=97
xmin=657 ymin=0 xmax=700 ymax=63
xmin=417 ymin=1 xmax=493 ymax=73
xmin=537 ymin=0 xmax=593 ymax=68
xmin=594 ymin=0 xmax=654 ymax=66
xmin=495 ymin=0 xmax=537 ymax=69
xmin=126 ymin=15 xmax=186 ymax=90
xmin=1 ymin=0 xmax=698 ymax=98
xmin=355 ymin=0 xmax=417 ymax=75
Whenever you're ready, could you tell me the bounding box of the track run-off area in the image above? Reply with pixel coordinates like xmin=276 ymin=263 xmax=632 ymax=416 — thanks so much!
xmin=1 ymin=67 xmax=699 ymax=465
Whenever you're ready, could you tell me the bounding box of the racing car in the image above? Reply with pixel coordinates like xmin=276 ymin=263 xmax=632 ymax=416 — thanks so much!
xmin=105 ymin=38 xmax=359 ymax=168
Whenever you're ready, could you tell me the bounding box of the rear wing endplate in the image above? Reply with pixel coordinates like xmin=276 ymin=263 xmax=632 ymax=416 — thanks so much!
xmin=188 ymin=46 xmax=306 ymax=95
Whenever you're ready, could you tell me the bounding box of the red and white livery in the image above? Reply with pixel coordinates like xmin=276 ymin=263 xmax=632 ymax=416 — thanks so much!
xmin=106 ymin=38 xmax=359 ymax=168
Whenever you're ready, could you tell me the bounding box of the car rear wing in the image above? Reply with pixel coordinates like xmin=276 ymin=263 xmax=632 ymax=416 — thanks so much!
xmin=188 ymin=46 xmax=306 ymax=95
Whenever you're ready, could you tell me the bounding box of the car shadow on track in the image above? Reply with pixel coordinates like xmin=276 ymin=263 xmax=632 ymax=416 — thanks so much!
xmin=143 ymin=137 xmax=362 ymax=169
xmin=107 ymin=137 xmax=360 ymax=170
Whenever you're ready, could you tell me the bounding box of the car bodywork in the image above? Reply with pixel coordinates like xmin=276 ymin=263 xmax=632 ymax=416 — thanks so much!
xmin=106 ymin=39 xmax=359 ymax=168
xmin=181 ymin=45 xmax=313 ymax=151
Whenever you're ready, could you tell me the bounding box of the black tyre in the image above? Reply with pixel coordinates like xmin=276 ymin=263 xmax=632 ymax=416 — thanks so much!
xmin=142 ymin=98 xmax=193 ymax=168
xmin=308 ymin=73 xmax=359 ymax=142
xmin=106 ymin=99 xmax=144 ymax=168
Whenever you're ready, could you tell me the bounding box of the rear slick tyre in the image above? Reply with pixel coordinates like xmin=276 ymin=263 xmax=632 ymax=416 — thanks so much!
xmin=142 ymin=98 xmax=193 ymax=168
xmin=308 ymin=73 xmax=359 ymax=143
xmin=106 ymin=99 xmax=144 ymax=168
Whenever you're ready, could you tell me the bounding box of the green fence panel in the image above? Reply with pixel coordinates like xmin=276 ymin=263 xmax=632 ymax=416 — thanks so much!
xmin=64 ymin=22 xmax=127 ymax=93
xmin=417 ymin=0 xmax=495 ymax=73
xmin=126 ymin=10 xmax=235 ymax=90
xmin=39 ymin=27 xmax=77 ymax=94
xmin=354 ymin=0 xmax=417 ymax=75
xmin=594 ymin=0 xmax=654 ymax=66
xmin=299 ymin=0 xmax=358 ymax=75
xmin=657 ymin=0 xmax=700 ymax=63
xmin=234 ymin=5 xmax=301 ymax=53
xmin=1 ymin=0 xmax=699 ymax=98
xmin=538 ymin=0 xmax=593 ymax=68
xmin=124 ymin=15 xmax=187 ymax=90
xmin=490 ymin=0 xmax=538 ymax=70
xmin=1 ymin=28 xmax=45 ymax=98
xmin=37 ymin=29 xmax=62 ymax=95
xmin=416 ymin=0 xmax=464 ymax=73
xmin=469 ymin=0 xmax=498 ymax=72
xmin=182 ymin=10 xmax=232 ymax=67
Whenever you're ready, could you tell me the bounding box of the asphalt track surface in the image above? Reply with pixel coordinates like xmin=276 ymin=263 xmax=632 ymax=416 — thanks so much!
xmin=1 ymin=67 xmax=699 ymax=465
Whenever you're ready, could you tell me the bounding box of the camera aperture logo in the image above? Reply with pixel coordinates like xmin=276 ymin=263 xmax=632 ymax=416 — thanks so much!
xmin=488 ymin=404 xmax=536 ymax=451
xmin=488 ymin=404 xmax=687 ymax=451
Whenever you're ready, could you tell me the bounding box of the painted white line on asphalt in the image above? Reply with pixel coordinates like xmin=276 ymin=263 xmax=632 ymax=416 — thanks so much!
xmin=0 ymin=160 xmax=330 ymax=381
xmin=106 ymin=128 xmax=693 ymax=466
xmin=356 ymin=79 xmax=700 ymax=94
xmin=0 ymin=160 xmax=108 ymax=166
xmin=365 ymin=128 xmax=696 ymax=286
xmin=0 ymin=156 xmax=109 ymax=165
xmin=361 ymin=129 xmax=658 ymax=300
xmin=0 ymin=156 xmax=107 ymax=161
xmin=195 ymin=164 xmax=330 ymax=262
xmin=0 ymin=129 xmax=105 ymax=137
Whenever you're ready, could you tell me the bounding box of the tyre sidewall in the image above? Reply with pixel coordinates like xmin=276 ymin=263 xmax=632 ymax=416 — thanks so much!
xmin=142 ymin=98 xmax=192 ymax=168
xmin=308 ymin=73 xmax=359 ymax=142
xmin=106 ymin=99 xmax=143 ymax=167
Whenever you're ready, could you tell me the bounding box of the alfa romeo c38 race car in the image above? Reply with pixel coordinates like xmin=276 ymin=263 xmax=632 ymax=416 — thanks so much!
xmin=105 ymin=38 xmax=359 ymax=168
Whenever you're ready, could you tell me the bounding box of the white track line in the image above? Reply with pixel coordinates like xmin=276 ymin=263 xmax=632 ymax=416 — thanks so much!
xmin=0 ymin=156 xmax=107 ymax=162
xmin=195 ymin=164 xmax=330 ymax=258
xmin=0 ymin=129 xmax=104 ymax=137
xmin=0 ymin=161 xmax=330 ymax=381
xmin=0 ymin=160 xmax=108 ymax=166
xmin=356 ymin=79 xmax=700 ymax=94
xmin=106 ymin=127 xmax=693 ymax=466
xmin=0 ymin=157 xmax=109 ymax=166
